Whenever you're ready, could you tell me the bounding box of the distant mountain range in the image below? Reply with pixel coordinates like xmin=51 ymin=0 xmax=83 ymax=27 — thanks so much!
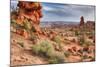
xmin=40 ymin=21 xmax=95 ymax=28
xmin=40 ymin=21 xmax=79 ymax=28
xmin=41 ymin=21 xmax=79 ymax=25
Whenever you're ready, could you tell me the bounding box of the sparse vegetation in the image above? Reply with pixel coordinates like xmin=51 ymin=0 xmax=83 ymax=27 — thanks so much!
xmin=32 ymin=40 xmax=66 ymax=64
xmin=48 ymin=52 xmax=65 ymax=64
xmin=11 ymin=19 xmax=16 ymax=24
xmin=17 ymin=42 xmax=24 ymax=47
xmin=75 ymin=30 xmax=80 ymax=36
xmin=53 ymin=35 xmax=61 ymax=45
xmin=81 ymin=55 xmax=88 ymax=60
xmin=85 ymin=41 xmax=94 ymax=46
xmin=32 ymin=40 xmax=54 ymax=57
xmin=29 ymin=32 xmax=37 ymax=41
xmin=64 ymin=51 xmax=70 ymax=57
xmin=78 ymin=36 xmax=85 ymax=46
xmin=11 ymin=19 xmax=18 ymax=28
xmin=89 ymin=56 xmax=95 ymax=61
xmin=23 ymin=19 xmax=32 ymax=30
xmin=52 ymin=35 xmax=63 ymax=50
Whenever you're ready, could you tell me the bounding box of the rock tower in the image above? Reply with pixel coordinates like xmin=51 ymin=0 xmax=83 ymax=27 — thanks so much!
xmin=79 ymin=16 xmax=84 ymax=26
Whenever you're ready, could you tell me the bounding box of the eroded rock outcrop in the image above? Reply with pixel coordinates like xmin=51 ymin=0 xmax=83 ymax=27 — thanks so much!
xmin=11 ymin=1 xmax=43 ymax=39
xmin=18 ymin=1 xmax=42 ymax=32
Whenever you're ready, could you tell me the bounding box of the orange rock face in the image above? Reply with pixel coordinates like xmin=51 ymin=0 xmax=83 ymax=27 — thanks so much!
xmin=11 ymin=1 xmax=43 ymax=39
xmin=17 ymin=1 xmax=42 ymax=35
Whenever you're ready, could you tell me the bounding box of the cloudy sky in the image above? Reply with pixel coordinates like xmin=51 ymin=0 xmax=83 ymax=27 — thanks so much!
xmin=11 ymin=0 xmax=95 ymax=22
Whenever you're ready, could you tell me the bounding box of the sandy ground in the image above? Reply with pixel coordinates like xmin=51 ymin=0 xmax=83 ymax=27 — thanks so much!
xmin=11 ymin=32 xmax=48 ymax=66
xmin=11 ymin=32 xmax=95 ymax=66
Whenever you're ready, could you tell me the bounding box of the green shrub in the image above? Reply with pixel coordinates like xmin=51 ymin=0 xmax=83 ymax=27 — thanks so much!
xmin=23 ymin=19 xmax=32 ymax=30
xmin=11 ymin=19 xmax=16 ymax=24
xmin=11 ymin=19 xmax=25 ymax=30
xmin=53 ymin=35 xmax=61 ymax=45
xmin=31 ymin=26 xmax=36 ymax=32
xmin=85 ymin=41 xmax=94 ymax=46
xmin=48 ymin=52 xmax=65 ymax=64
xmin=17 ymin=42 xmax=24 ymax=47
xmin=32 ymin=40 xmax=54 ymax=57
xmin=64 ymin=51 xmax=70 ymax=57
xmin=78 ymin=36 xmax=85 ymax=46
xmin=52 ymin=35 xmax=63 ymax=50
xmin=69 ymin=28 xmax=74 ymax=31
xmin=75 ymin=30 xmax=80 ymax=36
xmin=11 ymin=19 xmax=17 ymax=28
xmin=32 ymin=40 xmax=66 ymax=64
xmin=89 ymin=56 xmax=95 ymax=61
xmin=29 ymin=32 xmax=37 ymax=41
xmin=81 ymin=55 xmax=88 ymax=60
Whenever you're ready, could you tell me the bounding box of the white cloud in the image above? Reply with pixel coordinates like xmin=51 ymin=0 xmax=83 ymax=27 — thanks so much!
xmin=41 ymin=3 xmax=95 ymax=22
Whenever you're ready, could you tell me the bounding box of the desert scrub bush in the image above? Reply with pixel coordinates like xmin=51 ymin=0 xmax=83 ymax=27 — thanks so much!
xmin=69 ymin=28 xmax=74 ymax=31
xmin=32 ymin=40 xmax=54 ymax=57
xmin=86 ymin=32 xmax=91 ymax=36
xmin=23 ymin=19 xmax=32 ymax=30
xmin=81 ymin=55 xmax=88 ymax=60
xmin=75 ymin=30 xmax=80 ymax=36
xmin=11 ymin=19 xmax=18 ymax=28
xmin=28 ymin=31 xmax=37 ymax=41
xmin=48 ymin=52 xmax=65 ymax=64
xmin=11 ymin=19 xmax=16 ymax=24
xmin=85 ymin=41 xmax=94 ymax=46
xmin=30 ymin=34 xmax=37 ymax=41
xmin=32 ymin=40 xmax=66 ymax=64
xmin=64 ymin=51 xmax=70 ymax=57
xmin=89 ymin=56 xmax=95 ymax=61
xmin=53 ymin=35 xmax=61 ymax=44
xmin=17 ymin=42 xmax=24 ymax=47
xmin=31 ymin=26 xmax=36 ymax=32
xmin=11 ymin=19 xmax=25 ymax=31
xmin=23 ymin=19 xmax=36 ymax=35
xmin=52 ymin=35 xmax=63 ymax=50
xmin=78 ymin=36 xmax=85 ymax=46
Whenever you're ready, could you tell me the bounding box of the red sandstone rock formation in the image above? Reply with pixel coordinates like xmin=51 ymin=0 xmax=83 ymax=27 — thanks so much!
xmin=18 ymin=1 xmax=42 ymax=33
xmin=12 ymin=1 xmax=43 ymax=38
xmin=79 ymin=16 xmax=84 ymax=26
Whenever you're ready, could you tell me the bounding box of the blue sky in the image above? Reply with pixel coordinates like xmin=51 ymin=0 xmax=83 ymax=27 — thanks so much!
xmin=11 ymin=0 xmax=95 ymax=22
